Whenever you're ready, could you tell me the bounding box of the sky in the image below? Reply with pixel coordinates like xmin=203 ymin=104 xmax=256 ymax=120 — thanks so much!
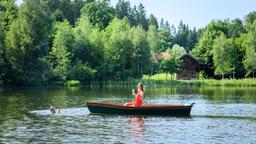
xmin=15 ymin=0 xmax=256 ymax=29
xmin=110 ymin=0 xmax=256 ymax=28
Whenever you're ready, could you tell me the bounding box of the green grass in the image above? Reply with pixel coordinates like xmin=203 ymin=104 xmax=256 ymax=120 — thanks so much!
xmin=142 ymin=73 xmax=256 ymax=87
xmin=143 ymin=73 xmax=176 ymax=80
xmin=65 ymin=80 xmax=81 ymax=87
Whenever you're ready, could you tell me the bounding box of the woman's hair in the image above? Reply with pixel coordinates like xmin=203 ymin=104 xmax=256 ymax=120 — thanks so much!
xmin=137 ymin=82 xmax=144 ymax=92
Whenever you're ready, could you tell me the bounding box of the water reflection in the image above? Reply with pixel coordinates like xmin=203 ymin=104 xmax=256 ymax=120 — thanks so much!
xmin=128 ymin=117 xmax=144 ymax=144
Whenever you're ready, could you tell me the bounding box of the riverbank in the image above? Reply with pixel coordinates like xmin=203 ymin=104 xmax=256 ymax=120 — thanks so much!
xmin=141 ymin=79 xmax=256 ymax=87
xmin=141 ymin=73 xmax=256 ymax=87
xmin=1 ymin=77 xmax=256 ymax=87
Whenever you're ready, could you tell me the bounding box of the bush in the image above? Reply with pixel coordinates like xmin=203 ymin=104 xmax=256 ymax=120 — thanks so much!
xmin=70 ymin=62 xmax=96 ymax=82
xmin=65 ymin=80 xmax=80 ymax=87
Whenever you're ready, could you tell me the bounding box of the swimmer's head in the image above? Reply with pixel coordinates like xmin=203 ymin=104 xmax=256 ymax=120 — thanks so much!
xmin=50 ymin=106 xmax=56 ymax=113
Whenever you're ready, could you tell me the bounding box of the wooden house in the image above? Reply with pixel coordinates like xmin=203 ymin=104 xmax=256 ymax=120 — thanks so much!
xmin=176 ymin=53 xmax=201 ymax=80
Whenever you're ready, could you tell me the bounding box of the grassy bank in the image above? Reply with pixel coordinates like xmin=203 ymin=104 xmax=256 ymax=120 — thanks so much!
xmin=1 ymin=76 xmax=256 ymax=87
xmin=142 ymin=74 xmax=256 ymax=87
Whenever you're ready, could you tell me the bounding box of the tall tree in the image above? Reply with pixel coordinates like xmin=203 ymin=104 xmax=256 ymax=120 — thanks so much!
xmin=148 ymin=14 xmax=158 ymax=28
xmin=243 ymin=21 xmax=256 ymax=77
xmin=212 ymin=34 xmax=238 ymax=79
xmin=0 ymin=0 xmax=18 ymax=83
xmin=115 ymin=0 xmax=132 ymax=20
xmin=160 ymin=56 xmax=181 ymax=80
xmin=147 ymin=25 xmax=161 ymax=52
xmin=192 ymin=20 xmax=229 ymax=77
xmin=81 ymin=0 xmax=114 ymax=29
xmin=47 ymin=0 xmax=92 ymax=25
xmin=245 ymin=11 xmax=256 ymax=31
xmin=103 ymin=18 xmax=133 ymax=79
xmin=49 ymin=20 xmax=73 ymax=81
xmin=130 ymin=26 xmax=151 ymax=77
xmin=158 ymin=21 xmax=173 ymax=52
xmin=173 ymin=21 xmax=199 ymax=52
xmin=73 ymin=16 xmax=103 ymax=69
xmin=228 ymin=18 xmax=245 ymax=38
xmin=134 ymin=3 xmax=148 ymax=30
xmin=6 ymin=0 xmax=53 ymax=85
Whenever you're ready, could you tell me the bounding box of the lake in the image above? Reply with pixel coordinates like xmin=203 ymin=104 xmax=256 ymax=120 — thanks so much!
xmin=0 ymin=85 xmax=256 ymax=143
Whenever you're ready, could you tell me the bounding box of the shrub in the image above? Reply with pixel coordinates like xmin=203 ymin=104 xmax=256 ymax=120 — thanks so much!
xmin=70 ymin=62 xmax=96 ymax=82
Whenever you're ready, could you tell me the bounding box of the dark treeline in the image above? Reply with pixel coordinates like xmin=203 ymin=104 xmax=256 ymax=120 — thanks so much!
xmin=0 ymin=0 xmax=255 ymax=86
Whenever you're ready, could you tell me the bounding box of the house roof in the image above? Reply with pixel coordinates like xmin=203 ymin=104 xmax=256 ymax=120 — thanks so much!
xmin=178 ymin=53 xmax=201 ymax=64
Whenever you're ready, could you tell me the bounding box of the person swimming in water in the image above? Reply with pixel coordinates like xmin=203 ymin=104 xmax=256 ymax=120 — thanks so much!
xmin=50 ymin=106 xmax=60 ymax=114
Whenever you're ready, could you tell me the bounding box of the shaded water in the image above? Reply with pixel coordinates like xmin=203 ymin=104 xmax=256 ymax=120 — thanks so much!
xmin=0 ymin=85 xmax=256 ymax=143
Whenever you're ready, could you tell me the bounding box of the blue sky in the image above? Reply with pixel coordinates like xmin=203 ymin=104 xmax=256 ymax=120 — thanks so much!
xmin=16 ymin=0 xmax=256 ymax=28
xmin=110 ymin=0 xmax=256 ymax=28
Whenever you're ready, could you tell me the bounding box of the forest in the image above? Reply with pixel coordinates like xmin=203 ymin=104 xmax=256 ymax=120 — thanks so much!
xmin=0 ymin=0 xmax=256 ymax=86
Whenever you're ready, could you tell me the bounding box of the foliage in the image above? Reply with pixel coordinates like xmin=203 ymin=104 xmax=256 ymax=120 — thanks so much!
xmin=49 ymin=20 xmax=73 ymax=81
xmin=65 ymin=80 xmax=80 ymax=87
xmin=0 ymin=0 xmax=18 ymax=83
xmin=160 ymin=56 xmax=181 ymax=76
xmin=147 ymin=25 xmax=161 ymax=52
xmin=70 ymin=62 xmax=96 ymax=82
xmin=174 ymin=21 xmax=198 ymax=51
xmin=130 ymin=26 xmax=151 ymax=77
xmin=168 ymin=44 xmax=186 ymax=58
xmin=1 ymin=0 xmax=256 ymax=86
xmin=47 ymin=0 xmax=91 ymax=25
xmin=242 ymin=23 xmax=256 ymax=77
xmin=115 ymin=0 xmax=132 ymax=20
xmin=212 ymin=34 xmax=238 ymax=79
xmin=81 ymin=0 xmax=114 ymax=29
xmin=6 ymin=0 xmax=52 ymax=85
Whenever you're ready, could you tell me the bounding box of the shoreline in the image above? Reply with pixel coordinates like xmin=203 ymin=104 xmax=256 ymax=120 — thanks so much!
xmin=1 ymin=78 xmax=256 ymax=87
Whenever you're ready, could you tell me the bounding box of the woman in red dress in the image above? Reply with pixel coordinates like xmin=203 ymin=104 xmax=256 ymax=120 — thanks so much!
xmin=124 ymin=82 xmax=144 ymax=106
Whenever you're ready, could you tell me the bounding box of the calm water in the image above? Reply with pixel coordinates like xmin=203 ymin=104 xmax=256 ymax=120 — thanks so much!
xmin=0 ymin=85 xmax=256 ymax=144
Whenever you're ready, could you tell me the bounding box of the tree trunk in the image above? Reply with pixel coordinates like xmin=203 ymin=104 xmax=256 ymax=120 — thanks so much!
xmin=222 ymin=73 xmax=224 ymax=80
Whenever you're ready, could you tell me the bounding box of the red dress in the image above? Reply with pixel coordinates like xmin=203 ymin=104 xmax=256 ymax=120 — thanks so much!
xmin=127 ymin=90 xmax=143 ymax=106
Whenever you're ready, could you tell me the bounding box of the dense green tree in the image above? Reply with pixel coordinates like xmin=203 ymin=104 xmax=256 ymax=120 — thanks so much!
xmin=115 ymin=0 xmax=132 ymax=20
xmin=243 ymin=21 xmax=256 ymax=77
xmin=47 ymin=0 xmax=92 ymax=25
xmin=73 ymin=16 xmax=103 ymax=68
xmin=192 ymin=20 xmax=229 ymax=77
xmin=174 ymin=21 xmax=198 ymax=51
xmin=228 ymin=18 xmax=245 ymax=38
xmin=81 ymin=0 xmax=114 ymax=29
xmin=133 ymin=3 xmax=148 ymax=30
xmin=103 ymin=18 xmax=133 ymax=79
xmin=187 ymin=27 xmax=199 ymax=51
xmin=245 ymin=11 xmax=256 ymax=31
xmin=130 ymin=26 xmax=151 ymax=77
xmin=0 ymin=0 xmax=18 ymax=83
xmin=147 ymin=25 xmax=161 ymax=52
xmin=168 ymin=44 xmax=186 ymax=57
xmin=175 ymin=21 xmax=190 ymax=49
xmin=6 ymin=0 xmax=53 ymax=85
xmin=49 ymin=20 xmax=73 ymax=81
xmin=160 ymin=56 xmax=181 ymax=80
xmin=148 ymin=14 xmax=158 ymax=28
xmin=158 ymin=21 xmax=173 ymax=52
xmin=70 ymin=61 xmax=96 ymax=82
xmin=212 ymin=34 xmax=238 ymax=79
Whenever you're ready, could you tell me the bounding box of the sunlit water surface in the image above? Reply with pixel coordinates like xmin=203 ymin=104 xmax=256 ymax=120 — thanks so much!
xmin=0 ymin=86 xmax=256 ymax=143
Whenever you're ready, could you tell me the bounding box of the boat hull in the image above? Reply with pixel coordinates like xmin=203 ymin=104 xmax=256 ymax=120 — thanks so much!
xmin=87 ymin=102 xmax=194 ymax=116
